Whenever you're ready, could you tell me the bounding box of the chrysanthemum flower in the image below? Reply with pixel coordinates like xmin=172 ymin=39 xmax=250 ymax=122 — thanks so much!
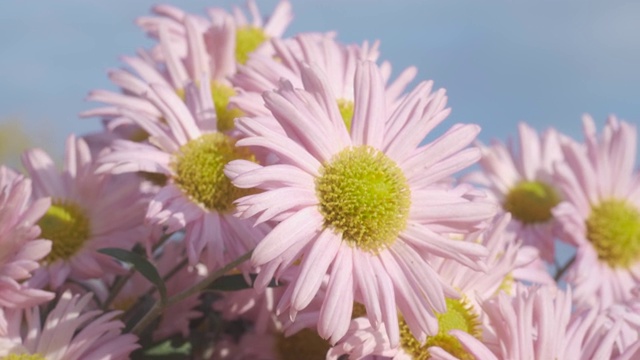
xmin=328 ymin=213 xmax=554 ymax=359
xmin=448 ymin=285 xmax=634 ymax=360
xmin=22 ymin=135 xmax=149 ymax=287
xmin=97 ymin=78 xmax=268 ymax=267
xmin=83 ymin=0 xmax=293 ymax=138
xmin=553 ymin=115 xmax=640 ymax=306
xmin=470 ymin=122 xmax=565 ymax=261
xmin=0 ymin=291 xmax=139 ymax=359
xmin=231 ymin=32 xmax=417 ymax=119
xmin=0 ymin=166 xmax=53 ymax=308
xmin=226 ymin=61 xmax=496 ymax=345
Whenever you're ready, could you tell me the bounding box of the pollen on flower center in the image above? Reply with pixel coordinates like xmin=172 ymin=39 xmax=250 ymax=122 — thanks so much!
xmin=172 ymin=133 xmax=255 ymax=213
xmin=337 ymin=98 xmax=354 ymax=131
xmin=236 ymin=26 xmax=268 ymax=64
xmin=315 ymin=146 xmax=410 ymax=253
xmin=38 ymin=200 xmax=91 ymax=262
xmin=503 ymin=180 xmax=560 ymax=224
xmin=586 ymin=199 xmax=640 ymax=268
xmin=400 ymin=298 xmax=481 ymax=360
xmin=275 ymin=328 xmax=330 ymax=360
xmin=211 ymin=82 xmax=244 ymax=132
xmin=4 ymin=354 xmax=47 ymax=360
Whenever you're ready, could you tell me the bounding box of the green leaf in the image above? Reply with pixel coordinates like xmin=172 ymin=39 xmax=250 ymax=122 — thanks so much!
xmin=99 ymin=248 xmax=168 ymax=303
xmin=209 ymin=273 xmax=279 ymax=291
xmin=144 ymin=340 xmax=191 ymax=357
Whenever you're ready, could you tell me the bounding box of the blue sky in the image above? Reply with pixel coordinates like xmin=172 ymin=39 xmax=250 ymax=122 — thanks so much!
xmin=0 ymin=0 xmax=639 ymax=161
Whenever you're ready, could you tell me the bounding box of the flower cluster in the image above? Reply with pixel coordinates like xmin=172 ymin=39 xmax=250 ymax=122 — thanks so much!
xmin=1 ymin=1 xmax=639 ymax=359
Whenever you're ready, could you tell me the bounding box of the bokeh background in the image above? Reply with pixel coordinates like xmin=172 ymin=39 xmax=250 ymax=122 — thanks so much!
xmin=1 ymin=0 xmax=639 ymax=165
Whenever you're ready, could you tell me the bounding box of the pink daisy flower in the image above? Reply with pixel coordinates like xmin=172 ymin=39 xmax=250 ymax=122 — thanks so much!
xmin=83 ymin=0 xmax=293 ymax=139
xmin=231 ymin=32 xmax=417 ymax=119
xmin=22 ymin=135 xmax=149 ymax=287
xmin=449 ymin=285 xmax=633 ymax=360
xmin=553 ymin=115 xmax=640 ymax=307
xmin=226 ymin=61 xmax=496 ymax=345
xmin=470 ymin=122 xmax=565 ymax=261
xmin=0 ymin=291 xmax=138 ymax=359
xmin=0 ymin=166 xmax=53 ymax=308
xmin=328 ymin=213 xmax=554 ymax=360
xmin=97 ymin=77 xmax=268 ymax=267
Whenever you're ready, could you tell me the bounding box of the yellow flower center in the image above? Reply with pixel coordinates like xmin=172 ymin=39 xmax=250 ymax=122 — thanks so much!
xmin=211 ymin=82 xmax=244 ymax=132
xmin=337 ymin=99 xmax=354 ymax=132
xmin=316 ymin=146 xmax=410 ymax=253
xmin=4 ymin=354 xmax=46 ymax=360
xmin=275 ymin=328 xmax=331 ymax=360
xmin=503 ymin=180 xmax=560 ymax=224
xmin=38 ymin=200 xmax=91 ymax=262
xmin=400 ymin=298 xmax=480 ymax=360
xmin=172 ymin=133 xmax=255 ymax=213
xmin=236 ymin=26 xmax=268 ymax=64
xmin=586 ymin=199 xmax=640 ymax=268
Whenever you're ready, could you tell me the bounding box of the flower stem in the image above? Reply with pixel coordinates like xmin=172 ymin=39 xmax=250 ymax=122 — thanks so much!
xmin=130 ymin=249 xmax=253 ymax=336
xmin=554 ymin=255 xmax=576 ymax=282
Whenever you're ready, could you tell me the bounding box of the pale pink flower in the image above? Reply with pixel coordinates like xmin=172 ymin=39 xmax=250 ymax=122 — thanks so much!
xmin=449 ymin=285 xmax=634 ymax=360
xmin=0 ymin=291 xmax=138 ymax=359
xmin=97 ymin=77 xmax=268 ymax=268
xmin=553 ymin=115 xmax=640 ymax=307
xmin=0 ymin=166 xmax=53 ymax=308
xmin=83 ymin=0 xmax=293 ymax=137
xmin=470 ymin=122 xmax=566 ymax=261
xmin=231 ymin=32 xmax=416 ymax=118
xmin=226 ymin=61 xmax=496 ymax=345
xmin=328 ymin=213 xmax=554 ymax=360
xmin=22 ymin=135 xmax=149 ymax=287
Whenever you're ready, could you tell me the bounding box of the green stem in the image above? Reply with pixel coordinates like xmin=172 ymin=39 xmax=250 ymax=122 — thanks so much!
xmin=554 ymin=255 xmax=576 ymax=282
xmin=103 ymin=269 xmax=135 ymax=310
xmin=130 ymin=249 xmax=253 ymax=336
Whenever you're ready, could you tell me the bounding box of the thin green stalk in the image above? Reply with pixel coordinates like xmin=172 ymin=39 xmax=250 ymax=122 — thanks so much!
xmin=554 ymin=255 xmax=576 ymax=282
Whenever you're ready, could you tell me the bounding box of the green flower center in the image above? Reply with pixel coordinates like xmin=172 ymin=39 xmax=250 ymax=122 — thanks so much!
xmin=503 ymin=180 xmax=560 ymax=224
xmin=586 ymin=199 xmax=640 ymax=268
xmin=4 ymin=354 xmax=46 ymax=360
xmin=172 ymin=133 xmax=255 ymax=213
xmin=400 ymin=298 xmax=480 ymax=360
xmin=315 ymin=146 xmax=410 ymax=253
xmin=38 ymin=200 xmax=91 ymax=262
xmin=337 ymin=99 xmax=354 ymax=132
xmin=236 ymin=26 xmax=268 ymax=64
xmin=211 ymin=82 xmax=244 ymax=132
xmin=275 ymin=328 xmax=331 ymax=360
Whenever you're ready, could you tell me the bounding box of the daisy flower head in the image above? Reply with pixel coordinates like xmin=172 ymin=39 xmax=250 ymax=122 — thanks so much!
xmin=231 ymin=31 xmax=417 ymax=119
xmin=22 ymin=134 xmax=149 ymax=288
xmin=327 ymin=213 xmax=554 ymax=360
xmin=553 ymin=115 xmax=640 ymax=307
xmin=0 ymin=166 xmax=53 ymax=308
xmin=0 ymin=291 xmax=139 ymax=360
xmin=447 ymin=285 xmax=635 ymax=360
xmin=97 ymin=77 xmax=268 ymax=268
xmin=471 ymin=122 xmax=565 ymax=261
xmin=226 ymin=60 xmax=497 ymax=345
xmin=83 ymin=0 xmax=293 ymax=140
